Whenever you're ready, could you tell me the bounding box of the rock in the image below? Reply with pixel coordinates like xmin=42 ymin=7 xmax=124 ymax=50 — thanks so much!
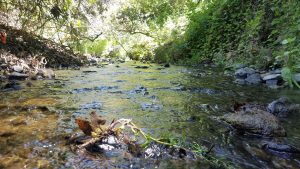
xmin=82 ymin=70 xmax=97 ymax=73
xmin=0 ymin=74 xmax=6 ymax=80
xmin=129 ymin=85 xmax=149 ymax=95
xmin=267 ymin=97 xmax=300 ymax=117
xmin=141 ymin=103 xmax=163 ymax=111
xmin=134 ymin=66 xmax=149 ymax=69
xmin=12 ymin=65 xmax=23 ymax=73
xmin=94 ymin=86 xmax=118 ymax=91
xmin=293 ymin=73 xmax=300 ymax=83
xmin=8 ymin=72 xmax=29 ymax=80
xmin=235 ymin=67 xmax=256 ymax=79
xmin=262 ymin=141 xmax=300 ymax=158
xmin=234 ymin=78 xmax=246 ymax=85
xmin=80 ymin=101 xmax=102 ymax=110
xmin=221 ymin=108 xmax=286 ymax=137
xmin=262 ymin=74 xmax=281 ymax=81
xmin=37 ymin=68 xmax=55 ymax=79
xmin=245 ymin=73 xmax=262 ymax=85
xmin=1 ymin=81 xmax=22 ymax=91
xmin=266 ymin=79 xmax=279 ymax=87
xmin=163 ymin=63 xmax=170 ymax=68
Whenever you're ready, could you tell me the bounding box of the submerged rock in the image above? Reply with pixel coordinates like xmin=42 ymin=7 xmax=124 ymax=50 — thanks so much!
xmin=267 ymin=97 xmax=300 ymax=117
xmin=141 ymin=103 xmax=163 ymax=111
xmin=129 ymin=85 xmax=149 ymax=95
xmin=135 ymin=66 xmax=149 ymax=69
xmin=80 ymin=102 xmax=102 ymax=110
xmin=221 ymin=108 xmax=286 ymax=137
xmin=1 ymin=81 xmax=22 ymax=91
xmin=262 ymin=141 xmax=300 ymax=158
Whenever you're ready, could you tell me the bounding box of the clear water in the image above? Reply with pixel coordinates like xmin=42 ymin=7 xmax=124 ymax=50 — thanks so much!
xmin=0 ymin=62 xmax=300 ymax=168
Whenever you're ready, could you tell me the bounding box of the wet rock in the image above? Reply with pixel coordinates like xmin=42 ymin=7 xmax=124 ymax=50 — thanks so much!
xmin=8 ymin=72 xmax=29 ymax=80
xmin=163 ymin=63 xmax=170 ymax=68
xmin=135 ymin=66 xmax=149 ymax=69
xmin=245 ymin=73 xmax=262 ymax=85
xmin=73 ymin=88 xmax=93 ymax=93
xmin=234 ymin=79 xmax=246 ymax=85
xmin=80 ymin=102 xmax=102 ymax=110
xmin=267 ymin=97 xmax=300 ymax=117
xmin=144 ymin=78 xmax=157 ymax=81
xmin=12 ymin=65 xmax=23 ymax=73
xmin=129 ymin=85 xmax=149 ymax=95
xmin=144 ymin=142 xmax=195 ymax=159
xmin=265 ymin=79 xmax=279 ymax=87
xmin=1 ymin=81 xmax=22 ymax=91
xmin=36 ymin=68 xmax=55 ymax=79
xmin=262 ymin=141 xmax=300 ymax=158
xmin=141 ymin=103 xmax=163 ymax=111
xmin=82 ymin=70 xmax=97 ymax=73
xmin=262 ymin=74 xmax=281 ymax=81
xmin=235 ymin=67 xmax=256 ymax=79
xmin=221 ymin=108 xmax=286 ymax=137
xmin=94 ymin=86 xmax=118 ymax=91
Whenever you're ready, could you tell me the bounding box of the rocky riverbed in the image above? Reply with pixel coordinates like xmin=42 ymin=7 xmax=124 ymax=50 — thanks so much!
xmin=0 ymin=62 xmax=300 ymax=168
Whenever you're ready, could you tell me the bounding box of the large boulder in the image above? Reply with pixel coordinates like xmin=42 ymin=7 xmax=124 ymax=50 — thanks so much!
xmin=221 ymin=108 xmax=286 ymax=137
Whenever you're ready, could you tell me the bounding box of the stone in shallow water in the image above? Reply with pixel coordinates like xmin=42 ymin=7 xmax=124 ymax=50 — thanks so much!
xmin=262 ymin=141 xmax=300 ymax=158
xmin=8 ymin=72 xmax=29 ymax=80
xmin=141 ymin=103 xmax=163 ymax=111
xmin=94 ymin=86 xmax=118 ymax=91
xmin=221 ymin=108 xmax=286 ymax=137
xmin=80 ymin=102 xmax=102 ymax=110
xmin=267 ymin=97 xmax=300 ymax=118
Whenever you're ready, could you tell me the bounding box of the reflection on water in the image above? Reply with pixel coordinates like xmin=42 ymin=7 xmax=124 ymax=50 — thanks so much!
xmin=0 ymin=62 xmax=300 ymax=168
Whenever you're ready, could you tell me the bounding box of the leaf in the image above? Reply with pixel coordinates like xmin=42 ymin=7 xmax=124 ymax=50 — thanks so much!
xmin=75 ymin=118 xmax=93 ymax=136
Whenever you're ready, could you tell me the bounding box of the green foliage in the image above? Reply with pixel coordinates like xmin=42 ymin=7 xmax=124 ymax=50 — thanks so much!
xmin=154 ymin=40 xmax=188 ymax=63
xmin=128 ymin=43 xmax=153 ymax=61
xmin=86 ymin=40 xmax=108 ymax=56
xmin=1 ymin=0 xmax=106 ymax=46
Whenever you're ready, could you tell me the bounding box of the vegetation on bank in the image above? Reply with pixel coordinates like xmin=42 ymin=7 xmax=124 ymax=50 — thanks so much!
xmin=1 ymin=0 xmax=299 ymax=80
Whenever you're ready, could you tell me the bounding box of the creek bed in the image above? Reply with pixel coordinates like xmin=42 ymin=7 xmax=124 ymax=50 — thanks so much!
xmin=0 ymin=62 xmax=300 ymax=168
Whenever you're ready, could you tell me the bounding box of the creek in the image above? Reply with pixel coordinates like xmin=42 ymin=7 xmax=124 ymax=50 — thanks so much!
xmin=0 ymin=62 xmax=300 ymax=168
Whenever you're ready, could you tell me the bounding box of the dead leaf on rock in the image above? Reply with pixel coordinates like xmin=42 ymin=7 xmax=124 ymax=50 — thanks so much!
xmin=75 ymin=118 xmax=93 ymax=136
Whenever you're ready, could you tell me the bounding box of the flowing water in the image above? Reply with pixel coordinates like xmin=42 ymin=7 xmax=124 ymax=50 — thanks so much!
xmin=0 ymin=62 xmax=300 ymax=169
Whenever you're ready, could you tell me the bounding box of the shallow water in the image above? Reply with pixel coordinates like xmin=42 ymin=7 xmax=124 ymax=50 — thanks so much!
xmin=0 ymin=62 xmax=300 ymax=168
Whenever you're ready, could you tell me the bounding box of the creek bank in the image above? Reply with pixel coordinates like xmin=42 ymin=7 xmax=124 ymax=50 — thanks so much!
xmin=232 ymin=66 xmax=289 ymax=89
